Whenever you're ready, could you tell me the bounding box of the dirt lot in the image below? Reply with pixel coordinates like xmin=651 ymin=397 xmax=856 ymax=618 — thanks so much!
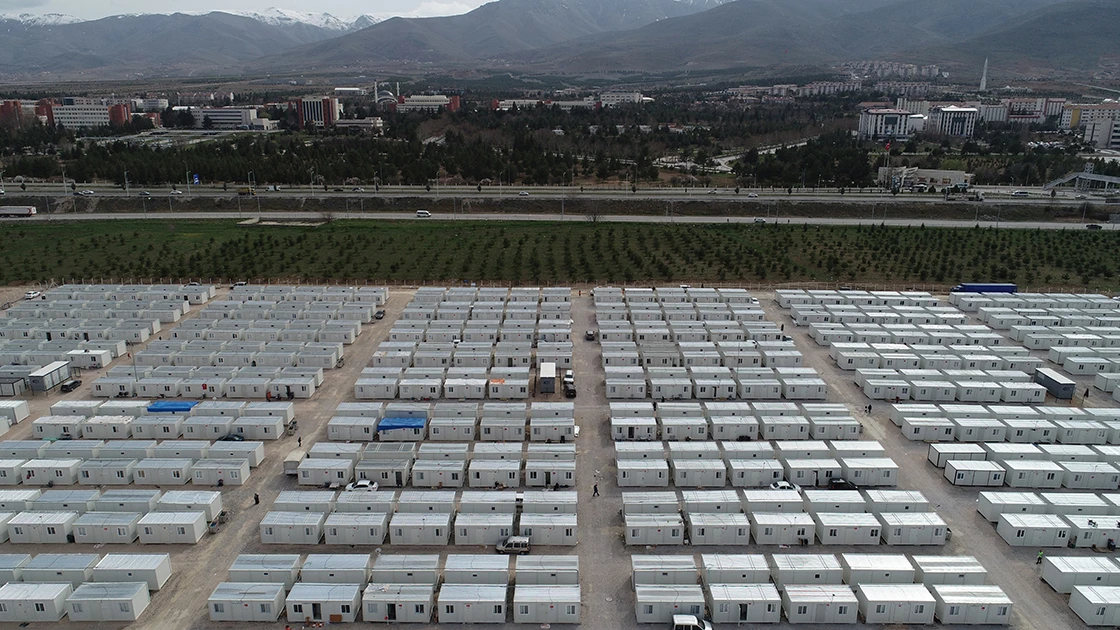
xmin=1 ymin=287 xmax=1115 ymax=629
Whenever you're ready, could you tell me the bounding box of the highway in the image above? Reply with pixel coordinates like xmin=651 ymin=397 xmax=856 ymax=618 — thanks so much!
xmin=4 ymin=210 xmax=1114 ymax=231
xmin=0 ymin=183 xmax=1104 ymax=206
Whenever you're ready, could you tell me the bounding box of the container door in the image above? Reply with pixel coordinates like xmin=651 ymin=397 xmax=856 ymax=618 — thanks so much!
xmin=312 ymin=602 xmax=322 ymax=620
xmin=387 ymin=605 xmax=396 ymax=621
xmin=740 ymin=603 xmax=749 ymax=621
xmin=395 ymin=472 xmax=403 ymax=486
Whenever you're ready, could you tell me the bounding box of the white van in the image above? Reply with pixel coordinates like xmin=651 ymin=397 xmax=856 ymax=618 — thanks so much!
xmin=416 ymin=210 xmax=432 ymax=217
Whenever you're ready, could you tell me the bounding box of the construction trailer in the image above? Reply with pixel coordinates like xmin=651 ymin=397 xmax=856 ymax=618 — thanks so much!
xmin=228 ymin=554 xmax=301 ymax=589
xmin=930 ymin=585 xmax=1012 ymax=625
xmin=624 ymin=514 xmax=684 ymax=546
xmin=137 ymin=511 xmax=207 ymax=544
xmin=518 ymin=513 xmax=577 ymax=545
xmin=156 ymin=490 xmax=223 ymax=522
xmin=207 ymin=582 xmax=286 ymax=622
xmin=1042 ymin=556 xmax=1120 ymax=594
xmin=362 ymin=583 xmax=435 ymax=623
xmin=323 ymin=513 xmax=389 ymax=545
xmin=706 ymin=583 xmax=781 ymax=624
xmin=877 ymin=512 xmax=949 ymax=546
xmin=911 ymin=555 xmax=987 ymax=586
xmin=0 ymin=582 xmax=72 ymax=622
xmin=633 ymin=585 xmax=706 ymax=624
xmin=814 ymin=512 xmax=882 ymax=545
xmin=301 ymin=554 xmax=372 ymax=586
xmin=686 ymin=513 xmax=751 ymax=546
xmin=944 ymin=460 xmax=1005 ymax=486
xmin=22 ymin=553 xmax=99 ymax=587
xmin=750 ymin=512 xmax=815 ymax=545
xmin=437 ymin=584 xmax=508 ymax=623
xmin=259 ymin=511 xmax=326 ymax=544
xmin=514 ymin=555 xmax=579 ymax=585
xmin=286 ymin=583 xmax=362 ymax=624
xmin=781 ymin=585 xmax=858 ymax=624
xmin=133 ymin=459 xmax=193 ymax=486
xmin=512 ymin=585 xmax=581 ymax=624
xmin=66 ymin=582 xmax=150 ymax=622
xmin=8 ymin=511 xmax=78 ymax=543
xmin=976 ymin=491 xmax=1049 ymax=522
xmin=389 ymin=513 xmax=452 ymax=545
xmin=856 ymin=583 xmax=936 ymax=624
xmin=996 ymin=513 xmax=1071 ymax=547
xmin=73 ymin=512 xmax=141 ymax=544
xmin=1070 ymin=585 xmax=1120 ymax=626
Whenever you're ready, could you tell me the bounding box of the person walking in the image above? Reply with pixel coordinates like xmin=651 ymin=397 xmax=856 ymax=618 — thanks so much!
xmin=593 ymin=483 xmax=599 ymax=497
xmin=254 ymin=493 xmax=260 ymax=505
xmin=297 ymin=436 xmax=302 ymax=447
xmin=1036 ymin=550 xmax=1044 ymax=564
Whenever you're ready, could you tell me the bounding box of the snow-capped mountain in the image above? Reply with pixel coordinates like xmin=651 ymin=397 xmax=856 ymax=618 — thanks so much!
xmin=221 ymin=8 xmax=385 ymax=32
xmin=0 ymin=12 xmax=83 ymax=26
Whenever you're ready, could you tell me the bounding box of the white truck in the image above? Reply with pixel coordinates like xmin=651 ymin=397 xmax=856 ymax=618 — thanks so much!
xmin=672 ymin=615 xmax=713 ymax=630
xmin=283 ymin=448 xmax=307 ymax=475
xmin=0 ymin=206 xmax=37 ymax=217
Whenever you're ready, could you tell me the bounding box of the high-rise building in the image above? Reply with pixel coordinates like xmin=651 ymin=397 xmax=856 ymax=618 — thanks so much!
xmin=927 ymin=106 xmax=978 ymax=137
xmin=857 ymin=108 xmax=913 ymax=140
xmin=299 ymin=97 xmax=342 ymax=127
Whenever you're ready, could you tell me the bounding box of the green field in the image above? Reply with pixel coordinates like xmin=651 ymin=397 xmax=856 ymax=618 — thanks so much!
xmin=2 ymin=220 xmax=1119 ymax=290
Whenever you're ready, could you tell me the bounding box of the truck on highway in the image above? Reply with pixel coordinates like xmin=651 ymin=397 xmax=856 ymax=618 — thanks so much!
xmin=0 ymin=206 xmax=37 ymax=217
xmin=238 ymin=187 xmax=256 ymax=196
xmin=950 ymin=283 xmax=1017 ymax=293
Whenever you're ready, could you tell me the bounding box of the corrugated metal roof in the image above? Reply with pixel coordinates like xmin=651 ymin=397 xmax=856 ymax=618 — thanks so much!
xmin=513 ymin=585 xmax=580 ymax=603
xmin=841 ymin=553 xmax=913 ymax=571
xmin=209 ymin=582 xmax=285 ymax=601
xmin=36 ymin=489 xmax=101 ymax=502
xmin=362 ymin=584 xmax=434 ymax=600
xmin=94 ymin=553 xmax=170 ymax=571
xmin=632 ymin=555 xmax=696 ymax=571
xmin=138 ymin=511 xmax=205 ymax=524
xmin=782 ymin=585 xmax=857 ymax=603
xmin=136 ymin=458 xmax=192 ymax=469
xmin=287 ymin=583 xmax=361 ymax=601
xmin=68 ymin=582 xmax=147 ymax=600
xmin=0 ymin=554 xmax=31 ymax=569
xmin=75 ymin=512 xmax=142 ymax=526
xmin=324 ymin=513 xmax=389 ymax=525
xmin=0 ymin=582 xmax=71 ymax=599
xmin=302 ymin=554 xmax=370 ymax=570
xmin=231 ymin=554 xmax=301 ymax=571
xmin=931 ymin=585 xmax=1011 ymax=604
xmin=701 ymin=554 xmax=768 ymax=572
xmin=158 ymin=491 xmax=221 ymax=505
xmin=708 ymin=583 xmax=780 ymax=600
xmin=519 ymin=513 xmax=577 ymax=525
xmin=260 ymin=511 xmax=326 ymax=526
xmin=437 ymin=584 xmax=507 ymax=600
xmin=389 ymin=513 xmax=451 ymax=526
xmin=514 ymin=555 xmax=578 ymax=572
xmin=372 ymin=554 xmax=439 ymax=570
xmin=445 ymin=555 xmax=509 ymax=572
xmin=9 ymin=511 xmax=79 ymax=525
xmin=772 ymin=554 xmax=841 ymax=571
xmin=25 ymin=553 xmax=100 ymax=570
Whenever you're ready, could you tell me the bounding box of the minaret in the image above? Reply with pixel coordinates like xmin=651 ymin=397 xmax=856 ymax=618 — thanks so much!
xmin=979 ymin=58 xmax=988 ymax=92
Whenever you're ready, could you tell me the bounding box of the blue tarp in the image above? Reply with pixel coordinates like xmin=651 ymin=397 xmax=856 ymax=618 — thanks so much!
xmin=146 ymin=401 xmax=199 ymax=414
xmin=376 ymin=417 xmax=426 ymax=432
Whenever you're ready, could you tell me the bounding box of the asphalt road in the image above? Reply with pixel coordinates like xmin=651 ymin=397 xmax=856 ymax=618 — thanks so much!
xmin=4 ymin=210 xmax=1114 ymax=230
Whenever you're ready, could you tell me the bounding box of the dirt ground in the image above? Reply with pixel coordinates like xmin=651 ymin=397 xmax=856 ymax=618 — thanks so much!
xmin=0 ymin=286 xmax=1115 ymax=629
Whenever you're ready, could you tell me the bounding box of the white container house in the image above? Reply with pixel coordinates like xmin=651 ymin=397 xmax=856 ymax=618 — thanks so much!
xmin=22 ymin=553 xmax=99 ymax=587
xmin=926 ymin=443 xmax=986 ymax=468
xmin=1041 ymin=556 xmax=1120 ymax=593
xmin=518 ymin=513 xmax=577 ymax=546
xmin=138 ymin=511 xmax=207 ymax=544
xmin=133 ymin=459 xmax=193 ymax=486
xmin=259 ymin=512 xmax=326 ymax=544
xmin=1065 ymin=515 xmax=1120 ymax=548
xmin=191 ymin=459 xmax=250 ymax=487
xmin=444 ymin=554 xmax=510 ymax=585
xmin=437 ymin=584 xmax=508 ymax=624
xmin=8 ymin=511 xmax=78 ymax=543
xmin=841 ymin=553 xmax=915 ymax=585
xmin=707 ymin=583 xmax=781 ymax=624
xmin=91 ymin=553 xmax=172 ymax=591
xmin=228 ymin=554 xmax=301 ymax=589
xmin=742 ymin=490 xmax=803 ymax=514
xmin=750 ymin=513 xmax=815 ymax=546
xmin=66 ymin=582 xmax=150 ymax=622
xmin=781 ymin=585 xmax=858 ymax=624
xmin=728 ymin=460 xmax=785 ymax=488
xmin=977 ymin=491 xmax=1048 ymax=522
xmin=840 ymin=457 xmax=898 ymax=487
xmin=878 ymin=512 xmax=949 ymax=545
xmin=814 ymin=512 xmax=882 ymax=545
xmin=1060 ymin=462 xmax=1120 ymax=490
xmin=911 ymin=555 xmax=987 ymax=585
xmin=369 ymin=554 xmax=440 ymax=585
xmin=930 ymin=585 xmax=1012 ymax=625
xmin=453 ymin=513 xmax=514 ymax=546
xmin=301 ymin=554 xmax=372 ymax=585
xmin=633 ymin=585 xmax=705 ymax=624
xmin=22 ymin=458 xmax=82 ymax=486
xmin=323 ymin=513 xmax=389 ymax=546
xmin=513 ymin=585 xmax=581 ymax=624
xmin=73 ymin=512 xmax=141 ymax=543
xmin=864 ymin=490 xmax=930 ymax=513
xmin=0 ymin=582 xmax=72 ymax=622
xmin=687 ymin=513 xmax=751 ymax=545
xmin=856 ymin=583 xmax=935 ymax=625
xmin=514 ymin=555 xmax=579 ymax=585
xmin=362 ymin=583 xmax=435 ymax=623
xmin=996 ymin=513 xmax=1071 ymax=547
xmin=286 ymin=583 xmax=361 ymax=624
xmin=207 ymin=582 xmax=286 ymax=622
xmin=389 ymin=513 xmax=452 ymax=545
xmin=945 ymin=460 xmax=1005 ymax=486
xmin=624 ymin=514 xmax=684 ymax=546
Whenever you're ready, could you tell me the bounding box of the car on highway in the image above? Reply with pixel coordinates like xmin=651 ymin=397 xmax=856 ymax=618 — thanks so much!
xmin=169 ymin=190 xmax=183 ymax=195
xmin=60 ymin=379 xmax=82 ymax=393
xmin=416 ymin=210 xmax=431 ymax=218
xmin=352 ymin=187 xmax=365 ymax=192
xmin=23 ymin=291 xmax=41 ymax=299
xmin=75 ymin=190 xmax=95 ymax=196
xmin=333 ymin=188 xmax=344 ymax=192
xmin=1011 ymin=190 xmax=1029 ymax=197
xmin=747 ymin=192 xmax=758 ymax=198
xmin=754 ymin=218 xmax=766 ymax=223
xmin=138 ymin=191 xmax=151 ymax=196
xmin=374 ymin=310 xmax=386 ymax=319
xmin=1075 ymin=194 xmax=1087 ymax=199
xmin=769 ymin=480 xmax=801 ymax=492
xmin=707 ymin=189 xmax=718 ymax=194
xmin=1087 ymin=224 xmax=1103 ymax=230
xmin=0 ymin=189 xmax=6 ymax=195
xmin=518 ymin=191 xmax=529 ymax=197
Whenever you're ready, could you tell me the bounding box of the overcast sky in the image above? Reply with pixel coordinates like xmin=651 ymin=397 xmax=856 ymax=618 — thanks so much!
xmin=0 ymin=0 xmax=487 ymax=20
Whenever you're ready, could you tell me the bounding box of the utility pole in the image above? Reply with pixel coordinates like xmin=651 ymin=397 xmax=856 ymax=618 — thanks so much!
xmin=124 ymin=170 xmax=130 ymax=198
xmin=185 ymin=168 xmax=192 ymax=197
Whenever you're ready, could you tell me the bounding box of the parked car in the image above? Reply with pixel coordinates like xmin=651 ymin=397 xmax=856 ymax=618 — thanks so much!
xmin=563 ymin=370 xmax=574 ymax=384
xmin=374 ymin=310 xmax=386 ymax=319
xmin=344 ymin=480 xmax=378 ymax=492
xmin=496 ymin=535 xmax=531 ymax=555
xmin=231 ymin=281 xmax=247 ymax=289
xmin=827 ymin=478 xmax=859 ymax=490
xmin=218 ymin=434 xmax=245 ymax=442
xmin=769 ymin=480 xmax=801 ymax=492
xmin=23 ymin=291 xmax=41 ymax=299
xmin=585 ymin=330 xmax=596 ymax=341
xmin=672 ymin=615 xmax=714 ymax=630
xmin=60 ymin=379 xmax=82 ymax=393
xmin=564 ymin=385 xmax=577 ymax=399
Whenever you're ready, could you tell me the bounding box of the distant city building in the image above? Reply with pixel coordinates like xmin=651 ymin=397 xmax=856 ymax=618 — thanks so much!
xmin=1060 ymin=101 xmax=1120 ymax=129
xmin=599 ymin=92 xmax=644 ymax=107
xmin=395 ymin=95 xmax=461 ymax=113
xmin=132 ymin=98 xmax=169 ymax=112
xmin=874 ymin=82 xmax=936 ymax=97
xmin=333 ymin=87 xmax=368 ymax=97
xmin=300 ymin=97 xmax=343 ymax=127
xmin=927 ymin=105 xmax=978 ymax=137
xmin=974 ymin=102 xmax=1008 ymax=123
xmin=797 ymin=81 xmax=861 ymax=97
xmin=1085 ymin=120 xmax=1120 ymax=149
xmin=908 ymin=114 xmax=927 ymax=133
xmin=50 ymin=102 xmax=131 ymax=128
xmin=1003 ymin=97 xmax=1066 ymax=124
xmin=491 ymin=98 xmax=544 ymax=111
xmin=895 ymin=98 xmax=930 ymax=116
xmin=191 ymin=107 xmax=274 ymax=130
xmin=333 ymin=117 xmax=384 ymax=133
xmin=858 ymin=108 xmax=913 ymax=140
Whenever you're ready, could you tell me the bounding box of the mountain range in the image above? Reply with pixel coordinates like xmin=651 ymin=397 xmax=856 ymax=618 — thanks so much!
xmin=0 ymin=0 xmax=1115 ymax=79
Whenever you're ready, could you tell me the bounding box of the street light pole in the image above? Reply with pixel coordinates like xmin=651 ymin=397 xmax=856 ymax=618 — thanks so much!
xmin=185 ymin=168 xmax=192 ymax=197
xmin=124 ymin=170 xmax=130 ymax=198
